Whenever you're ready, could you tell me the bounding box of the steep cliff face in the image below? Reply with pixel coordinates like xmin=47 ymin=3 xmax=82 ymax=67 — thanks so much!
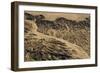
xmin=24 ymin=12 xmax=90 ymax=61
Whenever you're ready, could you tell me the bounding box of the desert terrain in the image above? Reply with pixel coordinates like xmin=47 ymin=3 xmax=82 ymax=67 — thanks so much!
xmin=24 ymin=11 xmax=90 ymax=61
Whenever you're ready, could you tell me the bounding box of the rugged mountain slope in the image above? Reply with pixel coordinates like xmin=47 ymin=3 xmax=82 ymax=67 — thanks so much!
xmin=24 ymin=18 xmax=89 ymax=61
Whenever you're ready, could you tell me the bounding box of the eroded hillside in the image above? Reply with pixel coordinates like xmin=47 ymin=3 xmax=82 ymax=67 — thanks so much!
xmin=24 ymin=12 xmax=90 ymax=61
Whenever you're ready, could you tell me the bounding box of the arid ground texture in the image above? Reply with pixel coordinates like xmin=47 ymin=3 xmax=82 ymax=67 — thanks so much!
xmin=24 ymin=11 xmax=90 ymax=61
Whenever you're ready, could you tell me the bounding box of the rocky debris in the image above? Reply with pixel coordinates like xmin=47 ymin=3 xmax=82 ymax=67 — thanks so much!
xmin=24 ymin=35 xmax=89 ymax=61
xmin=24 ymin=13 xmax=90 ymax=30
xmin=24 ymin=12 xmax=90 ymax=61
xmin=25 ymin=13 xmax=35 ymax=20
xmin=25 ymin=40 xmax=72 ymax=61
